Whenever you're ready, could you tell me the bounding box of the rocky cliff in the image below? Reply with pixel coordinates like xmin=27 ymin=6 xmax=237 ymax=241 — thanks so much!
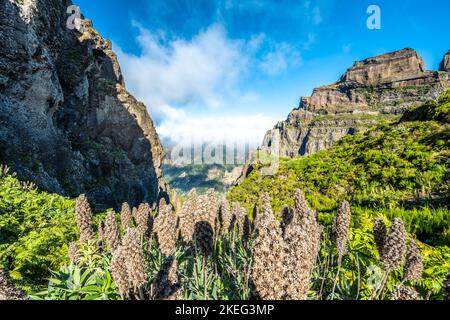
xmin=0 ymin=0 xmax=166 ymax=209
xmin=262 ymin=48 xmax=450 ymax=157
xmin=440 ymin=50 xmax=450 ymax=72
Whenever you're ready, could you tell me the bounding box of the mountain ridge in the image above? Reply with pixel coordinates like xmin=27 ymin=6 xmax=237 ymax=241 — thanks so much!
xmin=261 ymin=48 xmax=450 ymax=158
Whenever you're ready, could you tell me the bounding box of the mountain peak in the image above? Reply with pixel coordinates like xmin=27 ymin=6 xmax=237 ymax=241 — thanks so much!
xmin=341 ymin=48 xmax=425 ymax=85
xmin=263 ymin=48 xmax=450 ymax=158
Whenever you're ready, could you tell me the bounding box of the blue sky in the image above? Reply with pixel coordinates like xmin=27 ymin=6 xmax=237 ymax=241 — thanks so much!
xmin=74 ymin=0 xmax=450 ymax=145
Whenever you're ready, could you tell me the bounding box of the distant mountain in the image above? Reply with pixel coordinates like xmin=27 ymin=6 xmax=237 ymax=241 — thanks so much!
xmin=262 ymin=48 xmax=450 ymax=157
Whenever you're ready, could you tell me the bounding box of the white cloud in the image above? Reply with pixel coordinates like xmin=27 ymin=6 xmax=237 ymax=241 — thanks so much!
xmin=302 ymin=33 xmax=316 ymax=50
xmin=157 ymin=112 xmax=275 ymax=146
xmin=116 ymin=23 xmax=249 ymax=119
xmin=260 ymin=42 xmax=302 ymax=75
xmin=115 ymin=23 xmax=299 ymax=146
xmin=342 ymin=43 xmax=352 ymax=54
xmin=312 ymin=7 xmax=323 ymax=25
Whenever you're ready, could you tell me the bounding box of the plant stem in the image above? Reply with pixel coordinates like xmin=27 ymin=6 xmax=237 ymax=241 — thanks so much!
xmin=203 ymin=256 xmax=208 ymax=300
xmin=370 ymin=271 xmax=389 ymax=300
xmin=138 ymin=287 xmax=145 ymax=300
xmin=330 ymin=255 xmax=342 ymax=300
xmin=377 ymin=272 xmax=390 ymax=300
xmin=355 ymin=253 xmax=361 ymax=300
xmin=318 ymin=243 xmax=330 ymax=299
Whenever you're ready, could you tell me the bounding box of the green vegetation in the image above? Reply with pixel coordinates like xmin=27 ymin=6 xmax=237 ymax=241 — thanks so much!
xmin=0 ymin=167 xmax=77 ymax=293
xmin=162 ymin=163 xmax=238 ymax=194
xmin=229 ymin=92 xmax=450 ymax=247
xmin=32 ymin=244 xmax=120 ymax=300
xmin=312 ymin=113 xmax=399 ymax=124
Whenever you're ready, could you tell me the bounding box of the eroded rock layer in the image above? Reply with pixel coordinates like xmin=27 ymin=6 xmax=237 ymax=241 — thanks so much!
xmin=262 ymin=48 xmax=450 ymax=157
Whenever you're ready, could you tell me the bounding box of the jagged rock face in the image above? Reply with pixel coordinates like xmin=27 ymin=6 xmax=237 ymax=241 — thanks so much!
xmin=341 ymin=48 xmax=425 ymax=85
xmin=0 ymin=0 xmax=166 ymax=209
xmin=262 ymin=48 xmax=450 ymax=157
xmin=440 ymin=50 xmax=450 ymax=72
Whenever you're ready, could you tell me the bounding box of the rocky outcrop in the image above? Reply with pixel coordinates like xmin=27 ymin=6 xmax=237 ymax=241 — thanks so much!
xmin=0 ymin=0 xmax=166 ymax=209
xmin=341 ymin=48 xmax=425 ymax=85
xmin=262 ymin=48 xmax=450 ymax=157
xmin=440 ymin=50 xmax=450 ymax=72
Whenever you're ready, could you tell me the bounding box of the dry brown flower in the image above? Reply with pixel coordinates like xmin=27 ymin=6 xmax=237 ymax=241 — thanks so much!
xmin=243 ymin=212 xmax=252 ymax=240
xmin=219 ymin=196 xmax=232 ymax=233
xmin=0 ymin=269 xmax=26 ymax=300
xmin=178 ymin=189 xmax=198 ymax=243
xmin=391 ymin=285 xmax=420 ymax=300
xmin=136 ymin=203 xmax=153 ymax=237
xmin=120 ymin=202 xmax=133 ymax=231
xmin=279 ymin=205 xmax=293 ymax=236
xmin=283 ymin=189 xmax=322 ymax=300
xmin=111 ymin=245 xmax=130 ymax=298
xmin=382 ymin=218 xmax=407 ymax=272
xmin=250 ymin=193 xmax=285 ymax=300
xmin=154 ymin=256 xmax=182 ymax=300
xmin=154 ymin=204 xmax=177 ymax=256
xmin=131 ymin=207 xmax=138 ymax=225
xmin=194 ymin=221 xmax=214 ymax=256
xmin=122 ymin=228 xmax=147 ymax=289
xmin=74 ymin=194 xmax=94 ymax=243
xmin=232 ymin=202 xmax=246 ymax=237
xmin=196 ymin=189 xmax=218 ymax=230
xmin=292 ymin=189 xmax=311 ymax=223
xmin=332 ymin=200 xmax=351 ymax=258
xmin=373 ymin=218 xmax=387 ymax=259
xmin=104 ymin=212 xmax=120 ymax=252
xmin=68 ymin=242 xmax=79 ymax=264
xmin=403 ymin=240 xmax=423 ymax=281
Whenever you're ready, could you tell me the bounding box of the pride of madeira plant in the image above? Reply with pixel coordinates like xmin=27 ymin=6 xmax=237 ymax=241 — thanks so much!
xmin=25 ymin=187 xmax=447 ymax=300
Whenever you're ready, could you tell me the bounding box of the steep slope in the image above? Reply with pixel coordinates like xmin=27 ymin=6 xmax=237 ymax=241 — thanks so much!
xmin=0 ymin=0 xmax=166 ymax=209
xmin=440 ymin=50 xmax=450 ymax=72
xmin=262 ymin=48 xmax=450 ymax=157
xmin=230 ymin=90 xmax=450 ymax=246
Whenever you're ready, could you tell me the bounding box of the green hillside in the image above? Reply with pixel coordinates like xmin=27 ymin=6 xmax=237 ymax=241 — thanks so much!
xmin=229 ymin=90 xmax=450 ymax=247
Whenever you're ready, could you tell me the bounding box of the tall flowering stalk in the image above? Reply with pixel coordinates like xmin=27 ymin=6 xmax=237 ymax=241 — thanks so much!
xmin=219 ymin=196 xmax=232 ymax=233
xmin=178 ymin=189 xmax=198 ymax=243
xmin=283 ymin=189 xmax=323 ymax=299
xmin=154 ymin=203 xmax=177 ymax=256
xmin=74 ymin=194 xmax=94 ymax=243
xmin=120 ymin=202 xmax=133 ymax=231
xmin=330 ymin=200 xmax=351 ymax=298
xmin=122 ymin=228 xmax=147 ymax=299
xmin=403 ymin=240 xmax=423 ymax=282
xmin=104 ymin=212 xmax=120 ymax=252
xmin=371 ymin=218 xmax=407 ymax=300
xmin=111 ymin=245 xmax=130 ymax=299
xmin=250 ymin=193 xmax=285 ymax=299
